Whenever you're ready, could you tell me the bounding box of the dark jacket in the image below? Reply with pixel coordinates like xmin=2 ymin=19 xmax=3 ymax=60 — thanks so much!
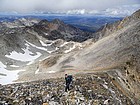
xmin=65 ymin=75 xmax=73 ymax=84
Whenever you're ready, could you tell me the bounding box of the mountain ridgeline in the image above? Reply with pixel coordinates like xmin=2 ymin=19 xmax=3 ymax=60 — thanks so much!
xmin=32 ymin=19 xmax=92 ymax=42
xmin=0 ymin=9 xmax=140 ymax=104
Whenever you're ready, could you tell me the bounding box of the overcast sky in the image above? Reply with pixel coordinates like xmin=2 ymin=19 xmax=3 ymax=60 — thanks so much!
xmin=0 ymin=0 xmax=140 ymax=16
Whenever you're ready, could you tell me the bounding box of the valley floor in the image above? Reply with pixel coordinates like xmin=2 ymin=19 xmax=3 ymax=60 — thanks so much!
xmin=0 ymin=73 xmax=133 ymax=105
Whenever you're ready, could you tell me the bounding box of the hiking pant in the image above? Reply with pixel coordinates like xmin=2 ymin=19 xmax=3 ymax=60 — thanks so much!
xmin=65 ymin=83 xmax=70 ymax=92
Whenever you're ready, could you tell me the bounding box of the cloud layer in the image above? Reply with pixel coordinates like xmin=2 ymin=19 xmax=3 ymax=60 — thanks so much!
xmin=0 ymin=0 xmax=140 ymax=16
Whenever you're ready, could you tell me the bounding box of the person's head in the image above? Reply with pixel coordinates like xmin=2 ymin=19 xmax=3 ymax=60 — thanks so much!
xmin=65 ymin=74 xmax=68 ymax=77
xmin=108 ymin=99 xmax=110 ymax=103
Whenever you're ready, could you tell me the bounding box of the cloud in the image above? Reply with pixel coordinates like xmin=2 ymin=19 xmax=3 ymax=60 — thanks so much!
xmin=44 ymin=4 xmax=140 ymax=17
xmin=0 ymin=0 xmax=139 ymax=12
xmin=0 ymin=0 xmax=139 ymax=16
xmin=104 ymin=4 xmax=140 ymax=16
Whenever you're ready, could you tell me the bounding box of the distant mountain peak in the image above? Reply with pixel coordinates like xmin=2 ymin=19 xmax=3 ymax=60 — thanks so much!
xmin=32 ymin=18 xmax=91 ymax=42
xmin=51 ymin=18 xmax=64 ymax=25
xmin=38 ymin=19 xmax=49 ymax=25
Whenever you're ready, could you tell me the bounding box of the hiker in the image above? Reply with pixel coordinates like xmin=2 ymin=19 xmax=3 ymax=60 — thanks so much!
xmin=65 ymin=74 xmax=73 ymax=92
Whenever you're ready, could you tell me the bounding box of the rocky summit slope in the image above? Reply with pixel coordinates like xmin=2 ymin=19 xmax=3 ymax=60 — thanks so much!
xmin=0 ymin=9 xmax=140 ymax=104
xmin=51 ymin=9 xmax=140 ymax=103
xmin=0 ymin=73 xmax=133 ymax=105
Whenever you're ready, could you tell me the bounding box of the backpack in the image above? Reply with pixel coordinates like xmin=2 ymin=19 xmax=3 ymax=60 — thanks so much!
xmin=67 ymin=75 xmax=73 ymax=83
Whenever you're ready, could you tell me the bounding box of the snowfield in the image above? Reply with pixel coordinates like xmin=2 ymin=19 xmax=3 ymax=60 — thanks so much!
xmin=5 ymin=50 xmax=42 ymax=62
xmin=0 ymin=61 xmax=24 ymax=85
xmin=5 ymin=42 xmax=42 ymax=62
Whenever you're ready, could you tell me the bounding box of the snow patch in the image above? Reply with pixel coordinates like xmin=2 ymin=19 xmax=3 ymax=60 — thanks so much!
xmin=48 ymin=71 xmax=56 ymax=73
xmin=10 ymin=65 xmax=20 ymax=68
xmin=40 ymin=40 xmax=49 ymax=47
xmin=5 ymin=45 xmax=42 ymax=62
xmin=35 ymin=69 xmax=56 ymax=74
xmin=35 ymin=68 xmax=40 ymax=74
xmin=26 ymin=41 xmax=48 ymax=52
xmin=0 ymin=61 xmax=24 ymax=85
xmin=64 ymin=45 xmax=76 ymax=53
xmin=46 ymin=41 xmax=54 ymax=46
xmin=39 ymin=40 xmax=58 ymax=54
xmin=60 ymin=42 xmax=69 ymax=47
xmin=26 ymin=60 xmax=35 ymax=65
xmin=47 ymin=47 xmax=59 ymax=54
xmin=39 ymin=56 xmax=50 ymax=62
